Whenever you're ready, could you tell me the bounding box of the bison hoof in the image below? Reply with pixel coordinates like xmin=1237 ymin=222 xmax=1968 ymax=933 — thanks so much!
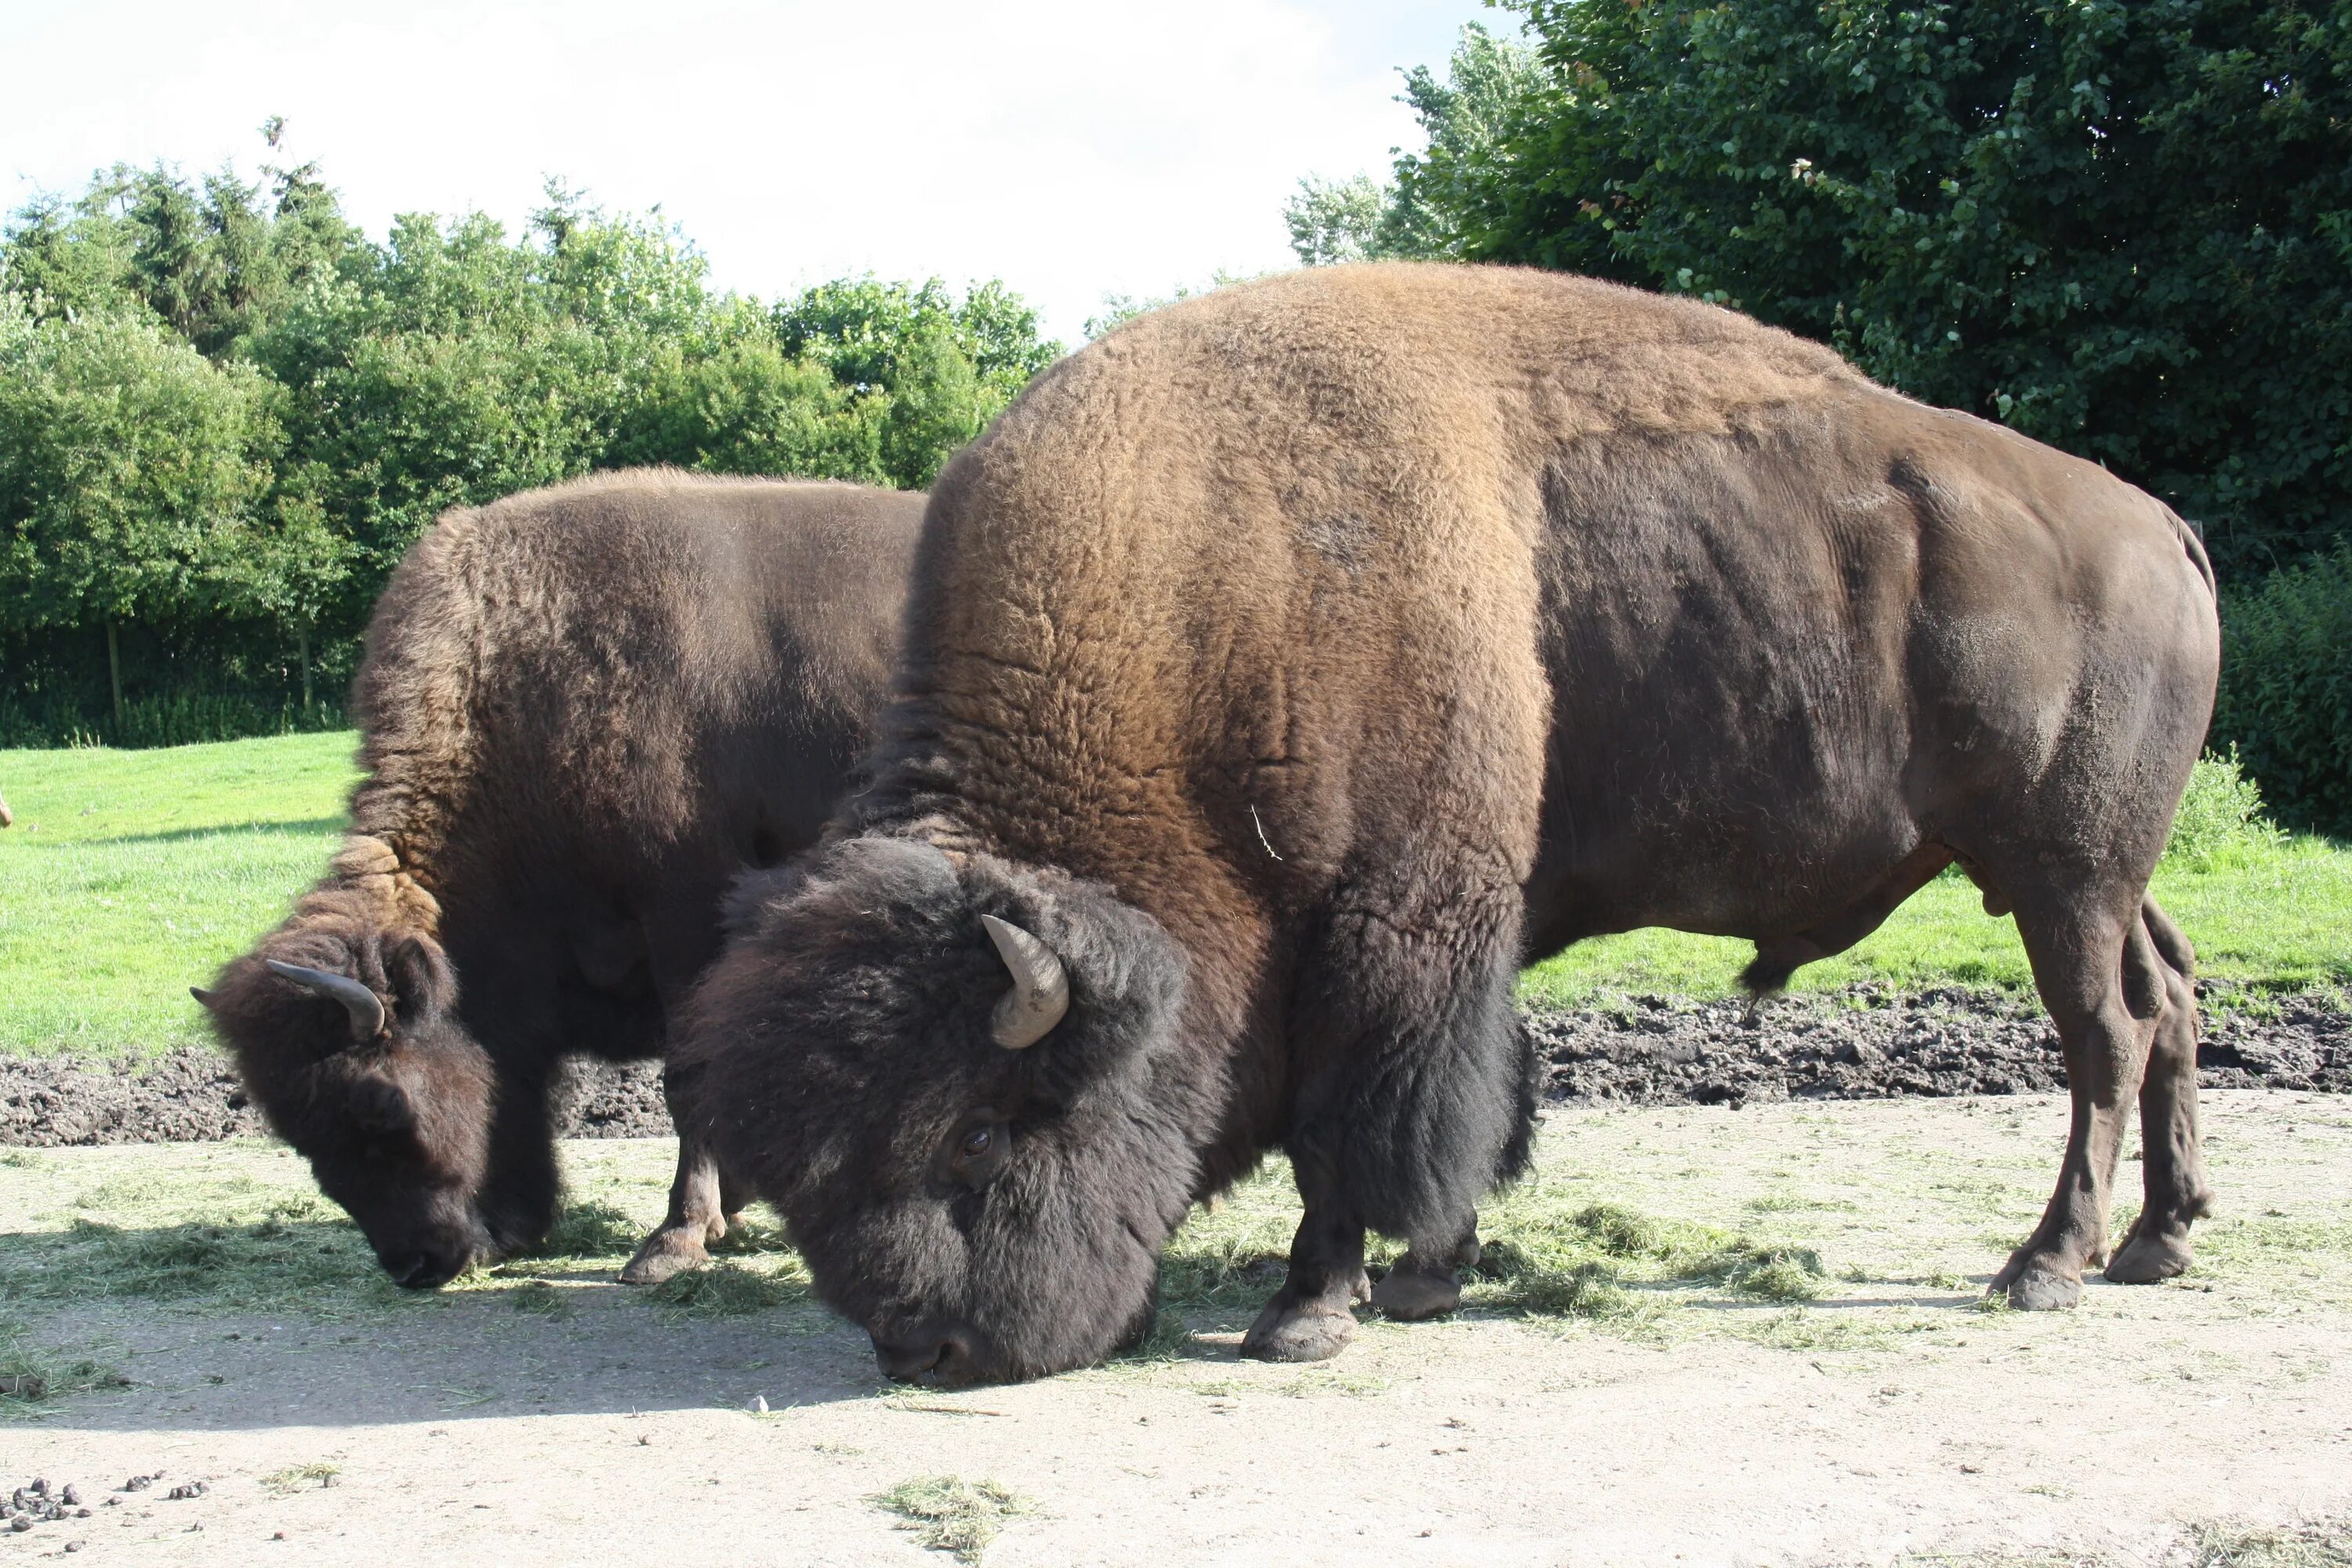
xmin=2105 ymin=1229 xmax=2194 ymax=1285
xmin=619 ymin=1228 xmax=710 ymax=1286
xmin=1241 ymin=1300 xmax=1356 ymax=1363
xmin=1999 ymin=1261 xmax=2082 ymax=1312
xmin=1369 ymin=1267 xmax=1461 ymax=1322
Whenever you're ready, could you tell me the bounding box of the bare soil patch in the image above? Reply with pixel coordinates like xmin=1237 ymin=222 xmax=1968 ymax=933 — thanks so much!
xmin=0 ymin=1053 xmax=667 ymax=1148
xmin=5 ymin=988 xmax=2346 ymax=1148
xmin=1536 ymin=985 xmax=2352 ymax=1107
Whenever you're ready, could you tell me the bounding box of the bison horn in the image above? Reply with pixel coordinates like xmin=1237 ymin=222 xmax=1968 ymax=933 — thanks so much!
xmin=980 ymin=914 xmax=1069 ymax=1051
xmin=189 ymin=987 xmax=220 ymax=1009
xmin=263 ymin=959 xmax=387 ymax=1043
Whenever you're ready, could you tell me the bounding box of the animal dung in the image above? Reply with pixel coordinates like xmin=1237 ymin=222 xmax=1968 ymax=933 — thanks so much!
xmin=3 ymin=1478 xmax=93 ymax=1533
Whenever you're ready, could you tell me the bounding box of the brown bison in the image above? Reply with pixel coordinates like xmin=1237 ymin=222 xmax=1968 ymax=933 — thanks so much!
xmin=677 ymin=263 xmax=2220 ymax=1384
xmin=198 ymin=470 xmax=920 ymax=1287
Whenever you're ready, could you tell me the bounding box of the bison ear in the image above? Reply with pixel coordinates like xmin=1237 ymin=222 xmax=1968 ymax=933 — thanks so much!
xmin=384 ymin=934 xmax=457 ymax=1025
xmin=350 ymin=1074 xmax=416 ymax=1138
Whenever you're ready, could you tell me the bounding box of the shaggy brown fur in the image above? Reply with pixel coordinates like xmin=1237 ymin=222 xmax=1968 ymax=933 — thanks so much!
xmin=680 ymin=263 xmax=2219 ymax=1382
xmin=201 ymin=470 xmax=920 ymax=1287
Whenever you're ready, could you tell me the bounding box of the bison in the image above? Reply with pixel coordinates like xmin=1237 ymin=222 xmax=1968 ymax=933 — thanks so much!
xmin=677 ymin=263 xmax=2220 ymax=1385
xmin=198 ymin=470 xmax=920 ymax=1287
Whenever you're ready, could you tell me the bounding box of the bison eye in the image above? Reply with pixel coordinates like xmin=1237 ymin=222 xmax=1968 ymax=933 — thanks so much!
xmin=947 ymin=1120 xmax=1010 ymax=1187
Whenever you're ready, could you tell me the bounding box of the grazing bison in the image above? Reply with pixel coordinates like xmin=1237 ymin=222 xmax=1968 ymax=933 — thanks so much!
xmin=677 ymin=263 xmax=2220 ymax=1384
xmin=198 ymin=470 xmax=920 ymax=1287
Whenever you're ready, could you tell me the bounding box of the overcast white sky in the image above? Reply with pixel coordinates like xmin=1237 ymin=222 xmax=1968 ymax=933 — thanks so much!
xmin=0 ymin=0 xmax=1505 ymax=342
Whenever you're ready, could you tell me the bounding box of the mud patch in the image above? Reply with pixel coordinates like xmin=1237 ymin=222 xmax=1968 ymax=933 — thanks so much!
xmin=0 ymin=1052 xmax=667 ymax=1148
xmin=4 ymin=989 xmax=2345 ymax=1146
xmin=1536 ymin=984 xmax=2352 ymax=1107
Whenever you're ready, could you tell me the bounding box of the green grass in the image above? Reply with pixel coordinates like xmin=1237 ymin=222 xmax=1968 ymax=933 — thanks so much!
xmin=0 ymin=1316 xmax=129 ymax=1418
xmin=871 ymin=1475 xmax=1036 ymax=1564
xmin=259 ymin=1462 xmax=342 ymax=1496
xmin=0 ymin=731 xmax=361 ymax=1058
xmin=2 ymin=738 xmax=2344 ymax=1058
xmin=1152 ymin=1156 xmax=1831 ymax=1338
xmin=1520 ymin=836 xmax=2352 ymax=1008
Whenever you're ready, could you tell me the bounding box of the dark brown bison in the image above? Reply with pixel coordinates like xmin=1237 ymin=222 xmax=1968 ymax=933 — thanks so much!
xmin=677 ymin=263 xmax=2220 ymax=1384
xmin=198 ymin=470 xmax=919 ymax=1288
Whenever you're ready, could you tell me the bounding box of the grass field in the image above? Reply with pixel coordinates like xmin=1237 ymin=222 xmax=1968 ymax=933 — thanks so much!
xmin=1521 ymin=836 xmax=2352 ymax=1006
xmin=1 ymin=735 xmax=2345 ymax=1058
xmin=0 ymin=734 xmax=361 ymax=1058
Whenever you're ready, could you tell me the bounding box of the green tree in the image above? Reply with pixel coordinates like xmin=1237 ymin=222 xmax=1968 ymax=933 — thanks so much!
xmin=0 ymin=294 xmax=280 ymax=718
xmin=1285 ymin=175 xmax=1391 ymax=267
xmin=1284 ymin=24 xmax=1547 ymax=266
xmin=774 ymin=275 xmax=1061 ymax=483
xmin=1367 ymin=0 xmax=2352 ymax=578
xmin=1 ymin=147 xmax=1063 ymax=742
xmin=609 ymin=303 xmax=887 ymax=481
xmin=2 ymin=140 xmax=359 ymax=358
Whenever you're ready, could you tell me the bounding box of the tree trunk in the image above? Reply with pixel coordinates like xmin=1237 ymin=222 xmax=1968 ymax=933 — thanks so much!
xmin=106 ymin=619 xmax=123 ymax=729
xmin=296 ymin=621 xmax=313 ymax=713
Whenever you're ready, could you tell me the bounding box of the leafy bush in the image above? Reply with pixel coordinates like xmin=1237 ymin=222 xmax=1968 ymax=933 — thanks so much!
xmin=0 ymin=690 xmax=344 ymax=749
xmin=2164 ymin=748 xmax=2286 ymax=867
xmin=2212 ymin=543 xmax=2352 ymax=836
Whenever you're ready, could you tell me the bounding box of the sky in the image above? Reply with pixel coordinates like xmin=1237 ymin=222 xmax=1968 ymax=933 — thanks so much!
xmin=0 ymin=0 xmax=1505 ymax=343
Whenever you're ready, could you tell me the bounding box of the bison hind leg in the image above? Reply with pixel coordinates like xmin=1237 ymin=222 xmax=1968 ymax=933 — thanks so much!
xmin=1738 ymin=842 xmax=1956 ymax=999
xmin=2106 ymin=895 xmax=2209 ymax=1286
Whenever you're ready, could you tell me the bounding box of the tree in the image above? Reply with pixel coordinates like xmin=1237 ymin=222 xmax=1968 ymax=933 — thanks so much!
xmin=1283 ymin=24 xmax=1548 ymax=266
xmin=0 ymin=296 xmax=280 ymax=718
xmin=1 ymin=138 xmax=359 ymax=358
xmin=774 ymin=275 xmax=1062 ymax=486
xmin=1284 ymin=176 xmax=1390 ymax=267
xmin=1 ymin=147 xmax=1065 ymax=741
xmin=1369 ymin=0 xmax=2352 ymax=578
xmin=608 ymin=303 xmax=886 ymax=481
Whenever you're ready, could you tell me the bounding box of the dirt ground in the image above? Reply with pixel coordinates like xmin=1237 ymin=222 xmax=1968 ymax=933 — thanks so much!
xmin=5 ymin=987 xmax=2348 ymax=1147
xmin=0 ymin=1091 xmax=2347 ymax=1566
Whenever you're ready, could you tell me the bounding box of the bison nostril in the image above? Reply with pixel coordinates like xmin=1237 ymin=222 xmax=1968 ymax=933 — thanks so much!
xmin=383 ymin=1248 xmax=468 ymax=1290
xmin=871 ymin=1330 xmax=948 ymax=1382
xmin=871 ymin=1319 xmax=982 ymax=1383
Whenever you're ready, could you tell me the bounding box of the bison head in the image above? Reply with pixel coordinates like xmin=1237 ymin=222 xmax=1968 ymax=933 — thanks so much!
xmin=196 ymin=905 xmax=496 ymax=1289
xmin=678 ymin=834 xmax=1194 ymax=1385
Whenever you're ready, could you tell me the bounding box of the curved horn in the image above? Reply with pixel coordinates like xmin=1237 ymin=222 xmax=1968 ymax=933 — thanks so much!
xmin=263 ymin=959 xmax=386 ymax=1043
xmin=980 ymin=914 xmax=1069 ymax=1051
xmin=189 ymin=986 xmax=220 ymax=1010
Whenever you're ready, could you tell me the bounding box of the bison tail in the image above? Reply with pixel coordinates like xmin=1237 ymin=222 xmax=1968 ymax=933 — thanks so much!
xmin=2165 ymin=506 xmax=2217 ymax=602
xmin=2140 ymin=895 xmax=2195 ymax=983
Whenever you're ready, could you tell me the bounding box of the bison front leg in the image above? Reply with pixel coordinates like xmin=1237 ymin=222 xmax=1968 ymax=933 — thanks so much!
xmin=1370 ymin=1227 xmax=1482 ymax=1321
xmin=1260 ymin=877 xmax=1533 ymax=1345
xmin=620 ymin=1132 xmax=730 ymax=1285
xmin=1243 ymin=1153 xmax=1370 ymax=1363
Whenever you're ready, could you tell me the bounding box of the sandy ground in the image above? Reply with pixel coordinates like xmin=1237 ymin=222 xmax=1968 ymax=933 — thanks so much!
xmin=0 ymin=1091 xmax=2347 ymax=1566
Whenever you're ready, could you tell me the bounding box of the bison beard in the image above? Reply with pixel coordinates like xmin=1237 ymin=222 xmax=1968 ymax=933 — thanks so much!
xmin=679 ymin=263 xmax=2221 ymax=1384
xmin=198 ymin=471 xmax=920 ymax=1288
